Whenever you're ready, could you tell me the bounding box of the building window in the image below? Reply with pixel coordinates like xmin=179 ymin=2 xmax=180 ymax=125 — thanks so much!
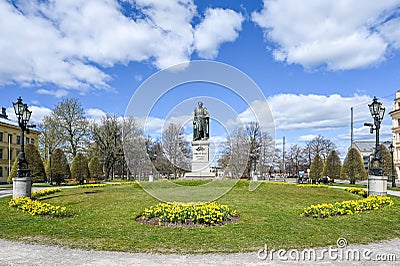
xmin=0 ymin=148 xmax=2 ymax=159
xmin=8 ymin=134 xmax=12 ymax=144
xmin=31 ymin=138 xmax=34 ymax=145
xmin=0 ymin=167 xmax=3 ymax=178
xmin=17 ymin=136 xmax=20 ymax=144
xmin=0 ymin=132 xmax=3 ymax=142
xmin=26 ymin=137 xmax=29 ymax=144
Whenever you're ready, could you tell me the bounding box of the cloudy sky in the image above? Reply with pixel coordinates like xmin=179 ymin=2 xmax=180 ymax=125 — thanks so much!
xmin=2 ymin=0 xmax=400 ymax=158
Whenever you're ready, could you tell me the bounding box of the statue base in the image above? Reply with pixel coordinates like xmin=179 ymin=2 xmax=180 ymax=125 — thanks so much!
xmin=368 ymin=175 xmax=387 ymax=196
xmin=184 ymin=140 xmax=215 ymax=179
xmin=13 ymin=176 xmax=32 ymax=198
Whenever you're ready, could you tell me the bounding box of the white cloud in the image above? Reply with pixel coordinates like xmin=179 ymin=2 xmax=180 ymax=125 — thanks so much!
xmin=6 ymin=106 xmax=52 ymax=125
xmin=0 ymin=1 xmax=244 ymax=94
xmin=379 ymin=17 xmax=400 ymax=49
xmin=36 ymin=89 xmax=69 ymax=98
xmin=194 ymin=8 xmax=244 ymax=59
xmin=297 ymin=134 xmax=319 ymax=142
xmin=252 ymin=0 xmax=400 ymax=70
xmin=85 ymin=108 xmax=107 ymax=123
xmin=267 ymin=93 xmax=373 ymax=131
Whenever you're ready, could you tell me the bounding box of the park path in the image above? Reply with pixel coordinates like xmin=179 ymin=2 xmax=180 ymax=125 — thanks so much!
xmin=0 ymin=238 xmax=399 ymax=265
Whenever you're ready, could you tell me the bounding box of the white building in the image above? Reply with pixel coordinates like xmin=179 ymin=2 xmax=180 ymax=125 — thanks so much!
xmin=389 ymin=90 xmax=400 ymax=180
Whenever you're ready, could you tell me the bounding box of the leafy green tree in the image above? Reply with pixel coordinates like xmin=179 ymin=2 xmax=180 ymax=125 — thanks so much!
xmin=7 ymin=157 xmax=19 ymax=183
xmin=341 ymin=147 xmax=367 ymax=184
xmin=46 ymin=148 xmax=71 ymax=185
xmin=323 ymin=150 xmax=341 ymax=180
xmin=88 ymin=156 xmax=103 ymax=179
xmin=7 ymin=145 xmax=46 ymax=183
xmin=380 ymin=144 xmax=392 ymax=179
xmin=310 ymin=154 xmax=324 ymax=181
xmin=71 ymin=153 xmax=90 ymax=184
xmin=25 ymin=143 xmax=47 ymax=182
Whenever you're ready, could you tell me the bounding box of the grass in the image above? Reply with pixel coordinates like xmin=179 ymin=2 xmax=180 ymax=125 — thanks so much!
xmin=0 ymin=180 xmax=399 ymax=254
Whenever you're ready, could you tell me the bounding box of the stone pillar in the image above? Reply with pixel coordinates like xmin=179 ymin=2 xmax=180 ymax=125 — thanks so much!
xmin=12 ymin=176 xmax=32 ymax=198
xmin=185 ymin=140 xmax=214 ymax=179
xmin=368 ymin=175 xmax=387 ymax=196
xmin=191 ymin=140 xmax=210 ymax=172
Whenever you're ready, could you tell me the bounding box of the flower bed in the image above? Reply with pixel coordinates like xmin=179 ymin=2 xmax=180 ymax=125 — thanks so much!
xmin=77 ymin=184 xmax=106 ymax=188
xmin=301 ymin=196 xmax=394 ymax=218
xmin=138 ymin=202 xmax=239 ymax=227
xmin=9 ymin=197 xmax=68 ymax=217
xmin=31 ymin=188 xmax=62 ymax=199
xmin=345 ymin=187 xmax=368 ymax=198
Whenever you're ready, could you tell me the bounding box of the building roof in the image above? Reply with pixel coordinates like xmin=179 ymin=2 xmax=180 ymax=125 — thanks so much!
xmin=352 ymin=141 xmax=392 ymax=152
xmin=0 ymin=116 xmax=19 ymax=128
xmin=0 ymin=111 xmax=40 ymax=134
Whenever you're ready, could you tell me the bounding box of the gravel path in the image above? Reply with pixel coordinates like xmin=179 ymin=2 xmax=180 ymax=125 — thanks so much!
xmin=0 ymin=238 xmax=399 ymax=265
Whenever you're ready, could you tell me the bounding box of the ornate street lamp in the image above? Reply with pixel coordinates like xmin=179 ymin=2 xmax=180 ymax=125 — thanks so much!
xmin=364 ymin=97 xmax=385 ymax=176
xmin=49 ymin=148 xmax=53 ymax=185
xmin=12 ymin=97 xmax=35 ymax=198
xmin=389 ymin=143 xmax=396 ymax=187
xmin=13 ymin=97 xmax=32 ymax=178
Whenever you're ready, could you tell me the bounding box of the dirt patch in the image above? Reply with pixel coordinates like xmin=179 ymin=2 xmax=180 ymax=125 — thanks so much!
xmin=136 ymin=214 xmax=240 ymax=228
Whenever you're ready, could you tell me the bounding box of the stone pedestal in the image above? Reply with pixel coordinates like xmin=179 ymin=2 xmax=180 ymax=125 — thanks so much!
xmin=368 ymin=175 xmax=387 ymax=196
xmin=12 ymin=177 xmax=32 ymax=198
xmin=185 ymin=140 xmax=215 ymax=179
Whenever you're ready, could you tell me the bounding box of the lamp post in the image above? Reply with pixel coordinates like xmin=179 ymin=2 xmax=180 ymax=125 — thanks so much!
xmin=364 ymin=96 xmax=385 ymax=176
xmin=389 ymin=143 xmax=396 ymax=187
xmin=364 ymin=96 xmax=387 ymax=196
xmin=12 ymin=97 xmax=34 ymax=198
xmin=49 ymin=148 xmax=53 ymax=185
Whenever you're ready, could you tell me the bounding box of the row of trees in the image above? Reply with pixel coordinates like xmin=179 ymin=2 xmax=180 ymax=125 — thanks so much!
xmin=8 ymin=143 xmax=103 ymax=184
xmin=11 ymin=97 xmax=394 ymax=183
xmin=38 ymin=97 xmax=192 ymax=180
xmin=309 ymin=143 xmax=394 ymax=184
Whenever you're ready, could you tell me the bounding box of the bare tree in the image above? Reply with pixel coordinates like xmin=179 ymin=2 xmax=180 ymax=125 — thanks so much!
xmin=38 ymin=115 xmax=63 ymax=160
xmin=146 ymin=138 xmax=173 ymax=177
xmin=305 ymin=135 xmax=336 ymax=165
xmin=257 ymin=133 xmax=276 ymax=179
xmin=246 ymin=122 xmax=262 ymax=177
xmin=286 ymin=144 xmax=308 ymax=177
xmin=123 ymin=117 xmax=148 ymax=180
xmin=162 ymin=123 xmax=190 ymax=178
xmin=223 ymin=126 xmax=250 ymax=179
xmin=91 ymin=114 xmax=122 ymax=179
xmin=52 ymin=98 xmax=89 ymax=159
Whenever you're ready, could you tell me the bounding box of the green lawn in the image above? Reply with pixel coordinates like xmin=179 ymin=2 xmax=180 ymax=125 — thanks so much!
xmin=0 ymin=181 xmax=399 ymax=254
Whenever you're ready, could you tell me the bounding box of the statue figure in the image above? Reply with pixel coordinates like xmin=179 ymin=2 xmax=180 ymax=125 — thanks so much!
xmin=193 ymin=101 xmax=209 ymax=141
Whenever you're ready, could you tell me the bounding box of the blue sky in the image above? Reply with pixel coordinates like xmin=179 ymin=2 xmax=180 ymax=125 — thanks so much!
xmin=1 ymin=0 xmax=400 ymax=158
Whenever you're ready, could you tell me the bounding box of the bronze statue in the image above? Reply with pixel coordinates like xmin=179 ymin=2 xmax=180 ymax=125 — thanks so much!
xmin=193 ymin=101 xmax=209 ymax=141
